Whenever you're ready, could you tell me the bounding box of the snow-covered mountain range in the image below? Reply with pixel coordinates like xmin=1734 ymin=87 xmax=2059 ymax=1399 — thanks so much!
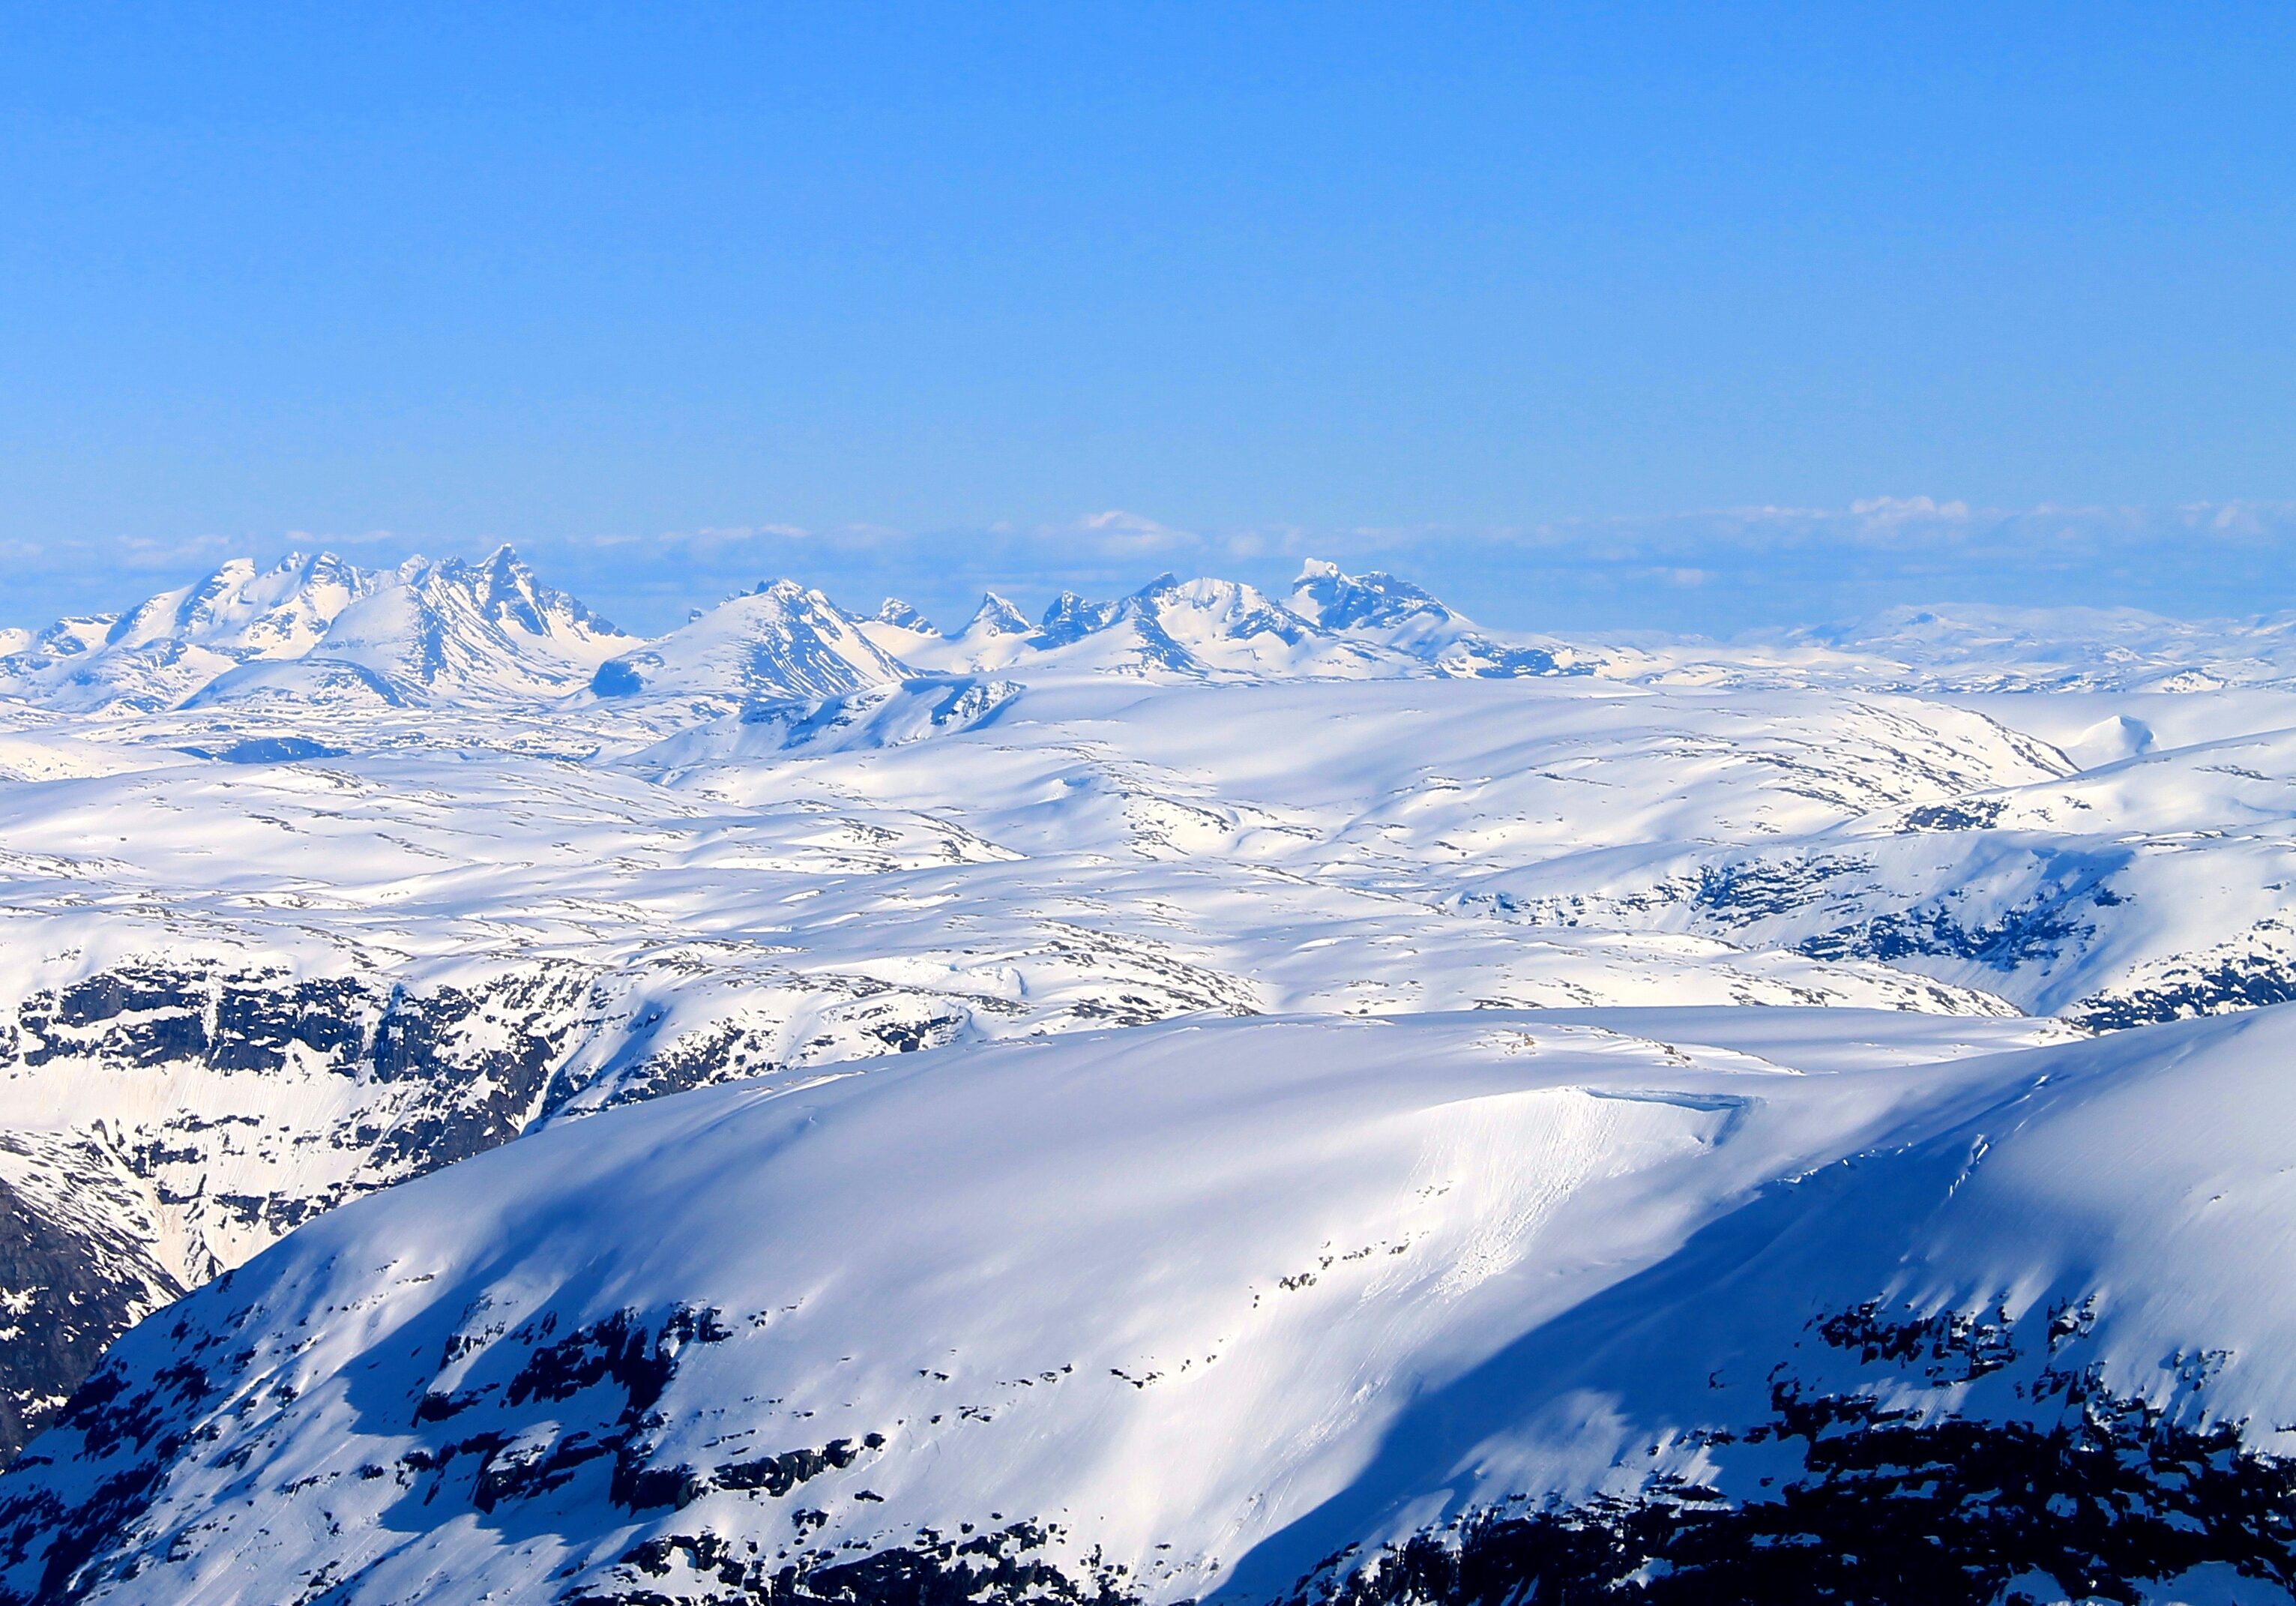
xmin=7 ymin=551 xmax=2296 ymax=1602
xmin=16 ymin=547 xmax=2296 ymax=720
xmin=0 ymin=548 xmax=1594 ymax=720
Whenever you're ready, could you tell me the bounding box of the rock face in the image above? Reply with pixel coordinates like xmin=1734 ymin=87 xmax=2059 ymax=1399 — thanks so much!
xmin=0 ymin=939 xmax=1102 ymax=1459
xmin=6 ymin=1007 xmax=2296 ymax=1605
xmin=0 ymin=1135 xmax=184 ymax=1459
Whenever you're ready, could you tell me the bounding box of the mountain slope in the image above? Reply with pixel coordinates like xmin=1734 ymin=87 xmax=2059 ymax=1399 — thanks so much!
xmin=4 ymin=1006 xmax=2290 ymax=1605
xmin=590 ymin=580 xmax=909 ymax=711
xmin=188 ymin=547 xmax=636 ymax=708
xmin=893 ymin=568 xmax=1578 ymax=682
xmin=1287 ymin=559 xmax=1589 ymax=678
xmin=1452 ymin=710 xmax=2296 ymax=1027
xmin=0 ymin=676 xmax=2068 ymax=1454
xmin=18 ymin=546 xmax=2296 ymax=1551
xmin=22 ymin=551 xmax=2296 ymax=718
xmin=0 ymin=553 xmax=382 ymax=713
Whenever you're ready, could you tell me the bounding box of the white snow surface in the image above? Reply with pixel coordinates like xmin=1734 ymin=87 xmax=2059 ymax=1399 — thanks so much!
xmin=591 ymin=580 xmax=909 ymax=712
xmin=8 ymin=553 xmax=2296 ymax=1598
xmin=0 ymin=547 xmax=638 ymax=715
xmin=12 ymin=1005 xmax=2296 ymax=1604
xmin=0 ymin=671 xmax=2077 ymax=1287
xmin=7 ymin=550 xmax=2296 ymax=1299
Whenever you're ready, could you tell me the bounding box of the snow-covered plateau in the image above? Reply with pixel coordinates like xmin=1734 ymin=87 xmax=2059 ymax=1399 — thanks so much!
xmin=4 ymin=550 xmax=2296 ymax=1603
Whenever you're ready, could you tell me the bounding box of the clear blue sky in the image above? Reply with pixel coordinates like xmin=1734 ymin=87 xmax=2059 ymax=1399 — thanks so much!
xmin=4 ymin=3 xmax=2293 ymax=635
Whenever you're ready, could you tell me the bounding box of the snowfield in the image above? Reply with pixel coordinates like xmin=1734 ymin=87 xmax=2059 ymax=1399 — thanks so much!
xmin=6 ymin=1008 xmax=2296 ymax=1605
xmin=4 ymin=551 xmax=2296 ymax=1602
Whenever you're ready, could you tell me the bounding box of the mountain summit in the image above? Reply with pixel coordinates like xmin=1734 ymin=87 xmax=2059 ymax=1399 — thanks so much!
xmin=0 ymin=555 xmax=1593 ymax=718
xmin=590 ymin=578 xmax=908 ymax=710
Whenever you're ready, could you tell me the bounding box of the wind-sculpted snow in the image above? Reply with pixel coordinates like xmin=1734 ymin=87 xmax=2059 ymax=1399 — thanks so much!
xmin=13 ymin=1008 xmax=2296 ymax=1605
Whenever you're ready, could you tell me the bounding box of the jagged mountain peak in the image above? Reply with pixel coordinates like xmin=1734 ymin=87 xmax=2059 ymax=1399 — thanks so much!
xmin=966 ymin=592 xmax=1034 ymax=637
xmin=1288 ymin=558 xmax=1456 ymax=631
xmin=874 ymin=598 xmax=937 ymax=634
xmin=183 ymin=547 xmax=638 ymax=709
xmin=1286 ymin=558 xmax=1585 ymax=680
xmin=35 ymin=547 xmax=2296 ymax=718
xmin=982 ymin=569 xmax=1417 ymax=680
xmin=101 ymin=550 xmax=378 ymax=653
xmin=0 ymin=550 xmax=390 ymax=712
xmin=589 ymin=576 xmax=908 ymax=708
xmin=0 ymin=550 xmax=1598 ymax=718
xmin=406 ymin=543 xmax=623 ymax=640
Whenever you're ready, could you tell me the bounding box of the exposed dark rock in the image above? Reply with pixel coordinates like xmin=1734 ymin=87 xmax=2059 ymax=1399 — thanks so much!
xmin=0 ymin=959 xmax=781 ymax=1467
xmin=2073 ymin=926 xmax=2296 ymax=1030
xmin=1301 ymin=1387 xmax=2296 ymax=1606
xmin=1902 ymin=797 xmax=2010 ymax=831
xmin=564 ymin=1519 xmax=1130 ymax=1606
xmin=0 ymin=1137 xmax=184 ymax=1463
xmin=1796 ymin=894 xmax=2097 ymax=972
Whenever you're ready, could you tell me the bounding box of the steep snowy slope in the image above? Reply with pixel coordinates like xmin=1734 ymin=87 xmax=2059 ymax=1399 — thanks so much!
xmin=15 ymin=545 xmax=2296 ymax=1524
xmin=862 ymin=593 xmax=1035 ymax=674
xmin=187 ymin=547 xmax=636 ymax=708
xmin=0 ymin=675 xmax=2070 ymax=1455
xmin=0 ymin=553 xmax=382 ymax=713
xmin=589 ymin=580 xmax=909 ymax=712
xmin=6 ymin=1006 xmax=2294 ymax=1606
xmin=1288 ymin=559 xmax=1588 ymax=678
xmin=0 ymin=1133 xmax=184 ymax=1461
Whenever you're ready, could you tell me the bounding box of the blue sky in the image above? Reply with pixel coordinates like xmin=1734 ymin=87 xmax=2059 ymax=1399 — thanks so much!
xmin=4 ymin=4 xmax=2293 ymax=636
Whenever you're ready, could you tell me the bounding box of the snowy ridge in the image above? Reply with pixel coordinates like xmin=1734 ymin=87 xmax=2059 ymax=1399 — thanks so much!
xmin=0 ymin=668 xmax=2085 ymax=1455
xmin=0 ymin=553 xmax=382 ymax=713
xmin=1 ymin=555 xmax=1595 ymax=720
xmin=873 ymin=569 xmax=1589 ymax=684
xmin=591 ymin=580 xmax=909 ymax=712
xmin=7 ymin=1007 xmax=2296 ymax=1604
xmin=8 ymin=553 xmax=2296 ymax=1599
xmin=1287 ymin=559 xmax=1585 ymax=677
xmin=17 ymin=550 xmax=2296 ymax=715
xmin=186 ymin=547 xmax=637 ymax=708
